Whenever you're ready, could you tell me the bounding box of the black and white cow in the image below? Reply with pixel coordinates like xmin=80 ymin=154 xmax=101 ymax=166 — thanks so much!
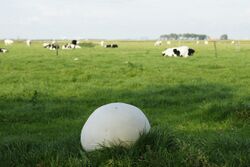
xmin=62 ymin=43 xmax=73 ymax=50
xmin=111 ymin=44 xmax=118 ymax=48
xmin=62 ymin=43 xmax=81 ymax=50
xmin=50 ymin=44 xmax=60 ymax=50
xmin=43 ymin=43 xmax=59 ymax=50
xmin=62 ymin=40 xmax=81 ymax=50
xmin=43 ymin=43 xmax=51 ymax=48
xmin=162 ymin=46 xmax=195 ymax=58
xmin=105 ymin=44 xmax=112 ymax=48
xmin=104 ymin=44 xmax=118 ymax=48
xmin=0 ymin=48 xmax=8 ymax=53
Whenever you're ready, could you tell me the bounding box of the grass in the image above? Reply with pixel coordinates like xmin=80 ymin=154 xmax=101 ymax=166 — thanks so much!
xmin=0 ymin=40 xmax=249 ymax=166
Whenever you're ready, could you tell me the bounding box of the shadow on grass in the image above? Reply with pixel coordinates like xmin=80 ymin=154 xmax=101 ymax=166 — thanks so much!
xmin=0 ymin=82 xmax=235 ymax=123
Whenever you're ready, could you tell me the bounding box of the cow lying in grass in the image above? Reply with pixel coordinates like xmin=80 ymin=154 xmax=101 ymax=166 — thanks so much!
xmin=154 ymin=41 xmax=162 ymax=46
xmin=62 ymin=43 xmax=81 ymax=50
xmin=105 ymin=44 xmax=118 ymax=48
xmin=62 ymin=40 xmax=81 ymax=50
xmin=162 ymin=46 xmax=195 ymax=58
xmin=43 ymin=43 xmax=60 ymax=50
xmin=0 ymin=48 xmax=8 ymax=53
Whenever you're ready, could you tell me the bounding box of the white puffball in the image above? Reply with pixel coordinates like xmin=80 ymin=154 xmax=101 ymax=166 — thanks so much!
xmin=80 ymin=103 xmax=151 ymax=152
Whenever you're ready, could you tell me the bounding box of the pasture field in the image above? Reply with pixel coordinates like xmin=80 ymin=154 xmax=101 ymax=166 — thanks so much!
xmin=0 ymin=40 xmax=249 ymax=167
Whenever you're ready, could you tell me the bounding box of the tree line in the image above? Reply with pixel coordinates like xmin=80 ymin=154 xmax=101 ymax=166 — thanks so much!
xmin=160 ymin=33 xmax=229 ymax=40
xmin=160 ymin=33 xmax=208 ymax=40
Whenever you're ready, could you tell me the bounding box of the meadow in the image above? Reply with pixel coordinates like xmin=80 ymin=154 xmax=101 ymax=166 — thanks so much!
xmin=0 ymin=40 xmax=249 ymax=167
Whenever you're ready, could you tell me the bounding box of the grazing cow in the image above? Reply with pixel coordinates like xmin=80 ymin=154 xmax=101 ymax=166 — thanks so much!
xmin=0 ymin=48 xmax=8 ymax=53
xmin=167 ymin=41 xmax=171 ymax=45
xmin=4 ymin=39 xmax=14 ymax=45
xmin=26 ymin=40 xmax=31 ymax=46
xmin=162 ymin=46 xmax=195 ymax=58
xmin=154 ymin=41 xmax=162 ymax=46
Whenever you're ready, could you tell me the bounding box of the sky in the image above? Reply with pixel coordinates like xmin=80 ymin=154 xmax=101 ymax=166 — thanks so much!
xmin=1 ymin=0 xmax=250 ymax=40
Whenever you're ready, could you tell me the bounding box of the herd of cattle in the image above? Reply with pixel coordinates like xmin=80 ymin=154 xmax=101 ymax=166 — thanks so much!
xmin=0 ymin=39 xmax=197 ymax=58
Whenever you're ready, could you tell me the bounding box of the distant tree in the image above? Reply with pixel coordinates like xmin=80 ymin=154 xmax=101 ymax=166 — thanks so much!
xmin=220 ymin=34 xmax=228 ymax=40
xmin=198 ymin=34 xmax=208 ymax=40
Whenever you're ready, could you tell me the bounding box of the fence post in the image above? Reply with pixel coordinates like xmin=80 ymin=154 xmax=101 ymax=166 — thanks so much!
xmin=56 ymin=43 xmax=59 ymax=56
xmin=213 ymin=41 xmax=218 ymax=57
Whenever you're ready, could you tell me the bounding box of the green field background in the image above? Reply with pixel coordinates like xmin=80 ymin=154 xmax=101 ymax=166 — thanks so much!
xmin=0 ymin=40 xmax=249 ymax=166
